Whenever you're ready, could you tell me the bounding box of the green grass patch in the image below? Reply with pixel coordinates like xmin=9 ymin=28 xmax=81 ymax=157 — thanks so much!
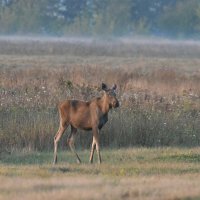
xmin=155 ymin=153 xmax=200 ymax=163
xmin=0 ymin=148 xmax=200 ymax=178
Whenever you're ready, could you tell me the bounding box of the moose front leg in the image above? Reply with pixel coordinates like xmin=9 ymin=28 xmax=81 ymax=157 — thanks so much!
xmin=53 ymin=124 xmax=68 ymax=165
xmin=91 ymin=128 xmax=101 ymax=164
xmin=89 ymin=136 xmax=96 ymax=164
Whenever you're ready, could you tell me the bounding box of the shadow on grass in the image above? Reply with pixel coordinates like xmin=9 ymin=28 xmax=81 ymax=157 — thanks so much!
xmin=49 ymin=167 xmax=70 ymax=173
xmin=0 ymin=152 xmax=53 ymax=165
xmin=0 ymin=151 xmax=87 ymax=165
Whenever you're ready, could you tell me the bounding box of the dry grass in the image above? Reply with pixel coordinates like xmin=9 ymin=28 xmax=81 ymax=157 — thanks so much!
xmin=1 ymin=38 xmax=200 ymax=151
xmin=1 ymin=54 xmax=200 ymax=104
xmin=1 ymin=175 xmax=200 ymax=200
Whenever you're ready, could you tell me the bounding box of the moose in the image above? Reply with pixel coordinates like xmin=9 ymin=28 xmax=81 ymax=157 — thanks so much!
xmin=53 ymin=83 xmax=119 ymax=164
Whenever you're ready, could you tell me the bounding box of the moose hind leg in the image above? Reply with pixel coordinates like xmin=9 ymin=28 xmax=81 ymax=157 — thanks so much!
xmin=53 ymin=123 xmax=68 ymax=165
xmin=68 ymin=126 xmax=81 ymax=164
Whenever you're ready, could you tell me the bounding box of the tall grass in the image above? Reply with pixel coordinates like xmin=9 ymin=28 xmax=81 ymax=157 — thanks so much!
xmin=1 ymin=106 xmax=200 ymax=152
xmin=1 ymin=38 xmax=200 ymax=152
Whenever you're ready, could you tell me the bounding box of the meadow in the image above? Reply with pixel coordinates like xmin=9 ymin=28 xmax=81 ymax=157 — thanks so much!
xmin=1 ymin=37 xmax=200 ymax=200
xmin=1 ymin=148 xmax=200 ymax=200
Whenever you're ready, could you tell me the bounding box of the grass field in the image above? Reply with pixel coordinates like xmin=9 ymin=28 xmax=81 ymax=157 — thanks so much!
xmin=1 ymin=148 xmax=200 ymax=200
xmin=1 ymin=37 xmax=200 ymax=199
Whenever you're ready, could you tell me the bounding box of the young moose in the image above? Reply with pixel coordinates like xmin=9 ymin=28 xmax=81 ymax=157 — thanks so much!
xmin=53 ymin=83 xmax=119 ymax=164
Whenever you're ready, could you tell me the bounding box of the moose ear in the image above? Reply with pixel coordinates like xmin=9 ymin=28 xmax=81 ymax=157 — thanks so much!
xmin=102 ymin=83 xmax=108 ymax=91
xmin=112 ymin=84 xmax=117 ymax=91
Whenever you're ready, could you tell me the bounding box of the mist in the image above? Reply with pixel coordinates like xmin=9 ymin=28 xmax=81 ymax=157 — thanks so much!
xmin=1 ymin=35 xmax=200 ymax=60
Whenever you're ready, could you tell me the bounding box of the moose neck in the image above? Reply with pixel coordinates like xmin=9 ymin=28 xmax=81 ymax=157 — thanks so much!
xmin=99 ymin=93 xmax=110 ymax=114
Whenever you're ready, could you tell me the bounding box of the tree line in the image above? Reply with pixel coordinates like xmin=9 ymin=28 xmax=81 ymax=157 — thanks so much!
xmin=0 ymin=0 xmax=200 ymax=38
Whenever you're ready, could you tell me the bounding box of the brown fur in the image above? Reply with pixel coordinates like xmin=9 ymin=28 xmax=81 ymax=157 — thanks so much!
xmin=53 ymin=83 xmax=119 ymax=164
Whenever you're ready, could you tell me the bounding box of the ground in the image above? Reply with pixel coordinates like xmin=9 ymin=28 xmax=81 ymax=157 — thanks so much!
xmin=1 ymin=148 xmax=200 ymax=200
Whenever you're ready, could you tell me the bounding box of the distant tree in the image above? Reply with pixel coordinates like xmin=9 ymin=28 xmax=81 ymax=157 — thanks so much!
xmin=64 ymin=0 xmax=132 ymax=36
xmin=0 ymin=0 xmax=14 ymax=7
xmin=130 ymin=0 xmax=177 ymax=35
xmin=0 ymin=0 xmax=199 ymax=38
xmin=194 ymin=2 xmax=200 ymax=37
xmin=57 ymin=0 xmax=87 ymax=23
xmin=157 ymin=0 xmax=200 ymax=37
xmin=0 ymin=0 xmax=61 ymax=35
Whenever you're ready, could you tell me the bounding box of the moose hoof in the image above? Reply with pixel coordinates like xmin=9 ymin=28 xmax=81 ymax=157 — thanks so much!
xmin=77 ymin=159 xmax=81 ymax=164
